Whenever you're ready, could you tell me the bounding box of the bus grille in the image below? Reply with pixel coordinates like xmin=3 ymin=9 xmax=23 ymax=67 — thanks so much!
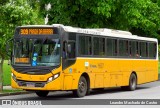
xmin=17 ymin=80 xmax=46 ymax=88
xmin=14 ymin=67 xmax=51 ymax=75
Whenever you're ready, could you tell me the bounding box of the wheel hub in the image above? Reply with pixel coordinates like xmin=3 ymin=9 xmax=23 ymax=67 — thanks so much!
xmin=79 ymin=81 xmax=86 ymax=92
xmin=131 ymin=77 xmax=136 ymax=88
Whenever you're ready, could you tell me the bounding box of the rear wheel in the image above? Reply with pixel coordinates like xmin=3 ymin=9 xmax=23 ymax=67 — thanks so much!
xmin=121 ymin=73 xmax=137 ymax=91
xmin=129 ymin=73 xmax=137 ymax=91
xmin=73 ymin=76 xmax=88 ymax=97
xmin=35 ymin=91 xmax=49 ymax=97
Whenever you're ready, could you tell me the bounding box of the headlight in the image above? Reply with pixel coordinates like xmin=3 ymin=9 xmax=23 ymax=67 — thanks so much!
xmin=47 ymin=73 xmax=60 ymax=83
xmin=48 ymin=77 xmax=53 ymax=83
xmin=11 ymin=73 xmax=16 ymax=81
xmin=54 ymin=74 xmax=59 ymax=79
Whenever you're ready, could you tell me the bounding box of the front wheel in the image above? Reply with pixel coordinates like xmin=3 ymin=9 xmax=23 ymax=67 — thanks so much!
xmin=73 ymin=76 xmax=88 ymax=97
xmin=35 ymin=91 xmax=49 ymax=97
xmin=121 ymin=73 xmax=137 ymax=91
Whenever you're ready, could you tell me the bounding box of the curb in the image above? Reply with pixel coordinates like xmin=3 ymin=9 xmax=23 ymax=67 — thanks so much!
xmin=0 ymin=91 xmax=33 ymax=97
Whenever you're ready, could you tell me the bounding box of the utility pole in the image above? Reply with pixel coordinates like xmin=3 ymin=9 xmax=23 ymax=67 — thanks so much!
xmin=45 ymin=3 xmax=51 ymax=25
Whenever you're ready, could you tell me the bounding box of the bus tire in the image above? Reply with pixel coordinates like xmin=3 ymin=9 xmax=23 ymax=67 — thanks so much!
xmin=121 ymin=73 xmax=137 ymax=91
xmin=73 ymin=76 xmax=88 ymax=97
xmin=128 ymin=73 xmax=137 ymax=91
xmin=35 ymin=91 xmax=49 ymax=97
xmin=86 ymin=87 xmax=90 ymax=95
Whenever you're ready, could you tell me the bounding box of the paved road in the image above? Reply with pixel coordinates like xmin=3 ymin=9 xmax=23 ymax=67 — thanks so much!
xmin=1 ymin=81 xmax=160 ymax=108
xmin=0 ymin=80 xmax=160 ymax=100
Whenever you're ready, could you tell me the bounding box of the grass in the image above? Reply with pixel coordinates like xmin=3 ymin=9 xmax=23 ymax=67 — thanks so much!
xmin=2 ymin=89 xmax=22 ymax=93
xmin=2 ymin=60 xmax=160 ymax=86
xmin=3 ymin=60 xmax=11 ymax=86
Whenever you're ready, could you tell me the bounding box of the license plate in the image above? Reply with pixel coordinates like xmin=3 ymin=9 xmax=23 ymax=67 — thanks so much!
xmin=27 ymin=83 xmax=35 ymax=87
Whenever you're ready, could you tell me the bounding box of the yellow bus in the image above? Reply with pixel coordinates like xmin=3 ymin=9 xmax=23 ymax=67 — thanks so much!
xmin=9 ymin=24 xmax=158 ymax=97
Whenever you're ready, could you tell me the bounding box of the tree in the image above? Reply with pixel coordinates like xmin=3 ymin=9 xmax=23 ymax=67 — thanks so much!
xmin=0 ymin=0 xmax=43 ymax=91
xmin=110 ymin=0 xmax=160 ymax=39
xmin=40 ymin=0 xmax=160 ymax=40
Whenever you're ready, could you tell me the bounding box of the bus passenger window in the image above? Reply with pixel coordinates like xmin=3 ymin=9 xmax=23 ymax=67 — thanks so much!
xmin=119 ymin=40 xmax=128 ymax=57
xmin=106 ymin=38 xmax=117 ymax=56
xmin=93 ymin=37 xmax=105 ymax=56
xmin=106 ymin=38 xmax=113 ymax=56
xmin=154 ymin=43 xmax=157 ymax=58
xmin=113 ymin=39 xmax=117 ymax=56
xmin=146 ymin=43 xmax=149 ymax=58
xmin=136 ymin=42 xmax=139 ymax=58
xmin=148 ymin=42 xmax=157 ymax=59
xmin=130 ymin=41 xmax=136 ymax=57
xmin=79 ymin=36 xmax=92 ymax=55
xmin=140 ymin=42 xmax=147 ymax=58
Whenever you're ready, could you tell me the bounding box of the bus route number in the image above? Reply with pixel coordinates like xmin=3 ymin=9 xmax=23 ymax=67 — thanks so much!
xmin=20 ymin=29 xmax=54 ymax=35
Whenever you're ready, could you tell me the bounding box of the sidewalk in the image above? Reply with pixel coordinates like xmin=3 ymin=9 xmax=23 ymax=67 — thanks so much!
xmin=3 ymin=86 xmax=13 ymax=90
xmin=0 ymin=86 xmax=31 ymax=97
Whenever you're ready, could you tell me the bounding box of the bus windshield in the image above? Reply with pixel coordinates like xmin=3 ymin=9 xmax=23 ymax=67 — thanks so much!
xmin=13 ymin=38 xmax=60 ymax=67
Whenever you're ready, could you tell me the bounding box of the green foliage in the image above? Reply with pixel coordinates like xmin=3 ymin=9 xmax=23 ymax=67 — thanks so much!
xmin=0 ymin=0 xmax=43 ymax=59
xmin=0 ymin=0 xmax=44 ymax=88
xmin=159 ymin=45 xmax=160 ymax=57
xmin=3 ymin=61 xmax=11 ymax=86
xmin=40 ymin=0 xmax=160 ymax=40
xmin=45 ymin=0 xmax=114 ymax=28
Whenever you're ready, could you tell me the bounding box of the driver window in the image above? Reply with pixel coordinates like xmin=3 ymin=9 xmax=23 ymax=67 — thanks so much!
xmin=68 ymin=42 xmax=75 ymax=58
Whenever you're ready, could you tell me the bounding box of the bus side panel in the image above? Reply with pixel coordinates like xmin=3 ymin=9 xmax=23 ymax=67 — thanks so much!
xmin=105 ymin=60 xmax=122 ymax=87
xmin=63 ymin=59 xmax=86 ymax=90
xmin=68 ymin=58 xmax=105 ymax=89
xmin=63 ymin=75 xmax=73 ymax=90
xmin=132 ymin=60 xmax=146 ymax=84
xmin=89 ymin=72 xmax=96 ymax=89
xmin=94 ymin=74 xmax=104 ymax=88
xmin=92 ymin=59 xmax=105 ymax=88
xmin=104 ymin=72 xmax=110 ymax=87
xmin=73 ymin=59 xmax=102 ymax=89
xmin=119 ymin=60 xmax=132 ymax=86
xmin=63 ymin=58 xmax=158 ymax=91
xmin=146 ymin=60 xmax=158 ymax=82
xmin=72 ymin=73 xmax=82 ymax=90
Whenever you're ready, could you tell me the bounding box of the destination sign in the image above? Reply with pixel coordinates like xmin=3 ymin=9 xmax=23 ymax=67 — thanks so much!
xmin=20 ymin=28 xmax=54 ymax=35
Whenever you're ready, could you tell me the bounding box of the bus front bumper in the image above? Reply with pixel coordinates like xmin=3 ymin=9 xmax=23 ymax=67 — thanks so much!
xmin=11 ymin=76 xmax=62 ymax=91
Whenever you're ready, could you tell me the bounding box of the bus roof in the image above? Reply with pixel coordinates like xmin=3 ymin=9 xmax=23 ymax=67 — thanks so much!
xmin=52 ymin=24 xmax=157 ymax=42
xmin=18 ymin=24 xmax=158 ymax=42
xmin=60 ymin=25 xmax=157 ymax=42
xmin=18 ymin=25 xmax=53 ymax=28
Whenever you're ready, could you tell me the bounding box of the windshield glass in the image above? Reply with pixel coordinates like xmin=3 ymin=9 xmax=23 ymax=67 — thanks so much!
xmin=13 ymin=38 xmax=60 ymax=66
